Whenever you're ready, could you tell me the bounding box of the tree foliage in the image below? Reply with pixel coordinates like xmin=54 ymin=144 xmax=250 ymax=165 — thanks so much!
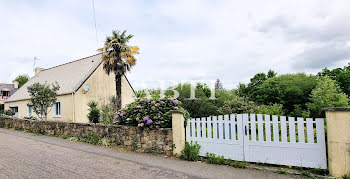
xmin=27 ymin=82 xmax=60 ymax=120
xmin=13 ymin=74 xmax=29 ymax=88
xmin=98 ymin=30 xmax=139 ymax=110
xmin=217 ymin=96 xmax=256 ymax=114
xmin=239 ymin=73 xmax=317 ymax=114
xmin=318 ymin=66 xmax=350 ymax=96
xmin=256 ymin=104 xmax=284 ymax=116
xmin=165 ymin=83 xmax=219 ymax=118
xmin=133 ymin=65 xmax=350 ymax=119
xmin=87 ymin=101 xmax=100 ymax=123
xmin=307 ymin=76 xmax=349 ymax=117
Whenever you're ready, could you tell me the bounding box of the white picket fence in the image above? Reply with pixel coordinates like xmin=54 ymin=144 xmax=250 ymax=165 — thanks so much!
xmin=186 ymin=114 xmax=327 ymax=169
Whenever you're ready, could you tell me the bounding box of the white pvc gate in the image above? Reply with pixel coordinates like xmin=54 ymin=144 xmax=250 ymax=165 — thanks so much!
xmin=186 ymin=114 xmax=327 ymax=169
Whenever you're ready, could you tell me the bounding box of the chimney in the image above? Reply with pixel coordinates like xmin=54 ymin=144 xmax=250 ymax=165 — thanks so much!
xmin=13 ymin=81 xmax=18 ymax=89
xmin=35 ymin=67 xmax=45 ymax=75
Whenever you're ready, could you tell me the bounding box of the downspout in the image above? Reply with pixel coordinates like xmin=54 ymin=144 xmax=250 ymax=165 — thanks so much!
xmin=72 ymin=93 xmax=75 ymax=123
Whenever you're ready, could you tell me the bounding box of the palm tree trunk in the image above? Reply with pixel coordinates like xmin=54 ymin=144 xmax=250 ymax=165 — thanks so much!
xmin=115 ymin=73 xmax=122 ymax=110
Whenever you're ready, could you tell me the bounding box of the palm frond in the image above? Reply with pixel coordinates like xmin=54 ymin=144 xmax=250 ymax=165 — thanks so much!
xmin=98 ymin=29 xmax=139 ymax=75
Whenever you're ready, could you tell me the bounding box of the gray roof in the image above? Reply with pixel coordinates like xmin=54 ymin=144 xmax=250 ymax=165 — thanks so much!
xmin=6 ymin=54 xmax=102 ymax=102
xmin=0 ymin=84 xmax=17 ymax=95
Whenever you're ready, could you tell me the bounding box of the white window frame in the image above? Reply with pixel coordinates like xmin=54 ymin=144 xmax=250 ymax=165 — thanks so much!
xmin=53 ymin=101 xmax=61 ymax=118
xmin=37 ymin=105 xmax=46 ymax=118
xmin=27 ymin=105 xmax=33 ymax=116
xmin=9 ymin=105 xmax=18 ymax=117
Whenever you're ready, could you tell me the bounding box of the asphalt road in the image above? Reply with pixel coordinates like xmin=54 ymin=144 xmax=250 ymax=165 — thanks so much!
xmin=0 ymin=128 xmax=298 ymax=179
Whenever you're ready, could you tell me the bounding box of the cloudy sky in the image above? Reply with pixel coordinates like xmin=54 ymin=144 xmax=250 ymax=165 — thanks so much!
xmin=1 ymin=0 xmax=349 ymax=90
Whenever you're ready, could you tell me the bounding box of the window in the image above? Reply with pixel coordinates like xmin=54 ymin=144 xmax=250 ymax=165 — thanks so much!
xmin=9 ymin=106 xmax=18 ymax=117
xmin=53 ymin=101 xmax=61 ymax=117
xmin=27 ymin=105 xmax=32 ymax=116
xmin=1 ymin=91 xmax=9 ymax=97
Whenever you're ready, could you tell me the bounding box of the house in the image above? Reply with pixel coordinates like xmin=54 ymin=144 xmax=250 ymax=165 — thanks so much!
xmin=0 ymin=82 xmax=18 ymax=105
xmin=4 ymin=54 xmax=135 ymax=122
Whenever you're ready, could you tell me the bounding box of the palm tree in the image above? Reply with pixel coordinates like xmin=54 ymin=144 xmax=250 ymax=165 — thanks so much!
xmin=98 ymin=30 xmax=139 ymax=110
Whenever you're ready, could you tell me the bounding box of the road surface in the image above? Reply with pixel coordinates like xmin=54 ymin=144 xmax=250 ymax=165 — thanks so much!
xmin=0 ymin=128 xmax=297 ymax=179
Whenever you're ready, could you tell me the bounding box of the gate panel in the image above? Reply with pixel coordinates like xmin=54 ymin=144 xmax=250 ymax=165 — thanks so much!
xmin=244 ymin=115 xmax=327 ymax=169
xmin=186 ymin=115 xmax=244 ymax=161
xmin=185 ymin=113 xmax=327 ymax=169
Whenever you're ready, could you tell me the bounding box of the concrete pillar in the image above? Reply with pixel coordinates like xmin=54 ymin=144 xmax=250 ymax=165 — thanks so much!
xmin=172 ymin=111 xmax=185 ymax=156
xmin=324 ymin=107 xmax=350 ymax=177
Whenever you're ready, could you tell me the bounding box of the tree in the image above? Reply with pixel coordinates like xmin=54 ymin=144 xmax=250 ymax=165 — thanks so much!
xmin=215 ymin=79 xmax=223 ymax=91
xmin=87 ymin=101 xmax=100 ymax=123
xmin=318 ymin=66 xmax=350 ymax=96
xmin=249 ymin=73 xmax=317 ymax=114
xmin=27 ymin=82 xmax=60 ymax=120
xmin=237 ymin=71 xmax=269 ymax=98
xmin=307 ymin=76 xmax=349 ymax=117
xmin=13 ymin=74 xmax=29 ymax=88
xmin=98 ymin=30 xmax=139 ymax=110
xmin=267 ymin=69 xmax=277 ymax=78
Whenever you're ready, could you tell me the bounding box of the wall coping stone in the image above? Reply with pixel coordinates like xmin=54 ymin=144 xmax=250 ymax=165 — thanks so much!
xmin=322 ymin=107 xmax=350 ymax=111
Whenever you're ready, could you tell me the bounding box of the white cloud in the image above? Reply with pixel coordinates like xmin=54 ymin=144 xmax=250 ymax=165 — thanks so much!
xmin=0 ymin=0 xmax=349 ymax=90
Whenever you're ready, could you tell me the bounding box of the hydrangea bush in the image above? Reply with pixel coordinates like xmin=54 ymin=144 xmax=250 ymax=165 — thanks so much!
xmin=114 ymin=96 xmax=190 ymax=128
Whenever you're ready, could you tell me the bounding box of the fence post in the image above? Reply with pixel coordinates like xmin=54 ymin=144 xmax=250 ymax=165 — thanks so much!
xmin=324 ymin=107 xmax=350 ymax=177
xmin=172 ymin=111 xmax=185 ymax=156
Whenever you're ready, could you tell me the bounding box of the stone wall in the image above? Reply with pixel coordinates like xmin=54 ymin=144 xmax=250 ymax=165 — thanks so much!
xmin=0 ymin=116 xmax=173 ymax=155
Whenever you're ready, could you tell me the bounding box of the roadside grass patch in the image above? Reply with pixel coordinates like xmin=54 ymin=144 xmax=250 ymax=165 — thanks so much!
xmin=205 ymin=153 xmax=226 ymax=165
xmin=204 ymin=153 xmax=248 ymax=168
xmin=58 ymin=135 xmax=69 ymax=139
xmin=98 ymin=138 xmax=112 ymax=147
xmin=68 ymin=137 xmax=79 ymax=142
xmin=309 ymin=168 xmax=328 ymax=176
xmin=301 ymin=171 xmax=314 ymax=178
xmin=231 ymin=161 xmax=249 ymax=168
xmin=277 ymin=168 xmax=288 ymax=175
xmin=35 ymin=127 xmax=44 ymax=135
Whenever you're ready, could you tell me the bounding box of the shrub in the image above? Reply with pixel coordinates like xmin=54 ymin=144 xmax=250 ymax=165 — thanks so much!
xmin=256 ymin=104 xmax=284 ymax=115
xmin=165 ymin=83 xmax=220 ymax=118
xmin=181 ymin=142 xmax=201 ymax=161
xmin=87 ymin=101 xmax=100 ymax=123
xmin=100 ymin=105 xmax=114 ymax=124
xmin=92 ymin=134 xmax=99 ymax=144
xmin=115 ymin=96 xmax=190 ymax=128
xmin=0 ymin=110 xmax=13 ymax=116
xmin=343 ymin=174 xmax=350 ymax=179
xmin=217 ymin=96 xmax=257 ymax=115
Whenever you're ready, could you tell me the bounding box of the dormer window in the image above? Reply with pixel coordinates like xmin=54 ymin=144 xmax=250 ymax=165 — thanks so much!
xmin=1 ymin=90 xmax=10 ymax=97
